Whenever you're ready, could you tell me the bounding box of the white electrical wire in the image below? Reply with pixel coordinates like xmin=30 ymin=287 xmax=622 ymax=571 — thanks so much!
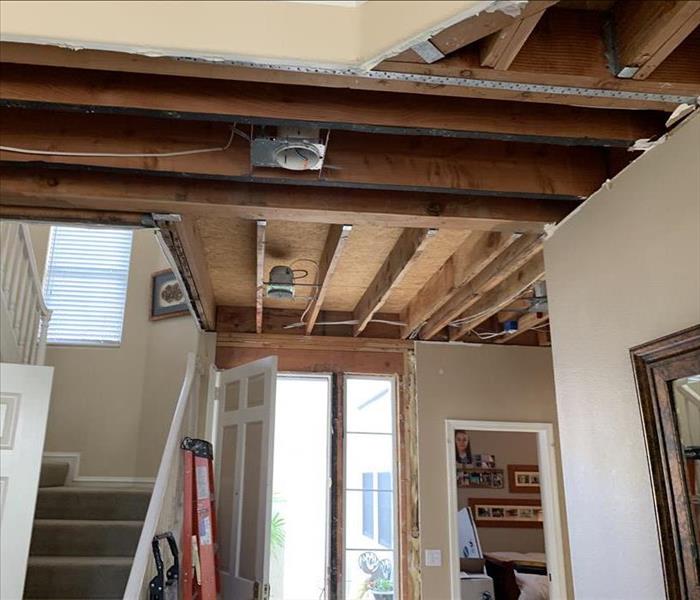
xmin=0 ymin=126 xmax=243 ymax=158
xmin=283 ymin=318 xmax=406 ymax=330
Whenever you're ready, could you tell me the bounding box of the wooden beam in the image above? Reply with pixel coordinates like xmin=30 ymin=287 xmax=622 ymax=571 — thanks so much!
xmin=1 ymin=38 xmax=697 ymax=111
xmin=480 ymin=10 xmax=548 ymax=70
xmin=496 ymin=311 xmax=549 ymax=343
xmin=613 ymin=0 xmax=700 ymax=80
xmin=399 ymin=231 xmax=516 ymax=338
xmin=420 ymin=234 xmax=542 ymax=339
xmin=0 ymin=108 xmax=606 ymax=199
xmin=0 ymin=166 xmax=571 ymax=233
xmin=0 ymin=204 xmax=145 ymax=227
xmin=156 ymin=217 xmax=217 ymax=331
xmin=255 ymin=220 xmax=266 ymax=334
xmin=428 ymin=1 xmax=558 ymax=56
xmin=217 ymin=305 xmax=403 ymax=339
xmin=305 ymin=224 xmax=352 ymax=335
xmin=353 ymin=228 xmax=436 ymax=336
xmin=216 ymin=332 xmax=413 ymax=353
xmin=376 ymin=8 xmax=700 ymax=111
xmin=449 ymin=252 xmax=546 ymax=340
xmin=0 ymin=60 xmax=666 ymax=145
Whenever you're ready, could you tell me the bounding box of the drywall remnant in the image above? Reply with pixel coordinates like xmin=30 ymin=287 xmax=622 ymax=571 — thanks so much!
xmin=666 ymin=102 xmax=698 ymax=129
xmin=484 ymin=0 xmax=528 ymax=17
xmin=630 ymin=135 xmax=667 ymax=152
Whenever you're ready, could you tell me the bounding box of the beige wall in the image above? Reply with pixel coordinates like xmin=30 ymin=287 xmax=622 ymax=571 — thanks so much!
xmin=30 ymin=225 xmax=201 ymax=479
xmin=0 ymin=0 xmax=483 ymax=68
xmin=544 ymin=112 xmax=700 ymax=599
xmin=457 ymin=430 xmax=544 ymax=554
xmin=415 ymin=342 xmax=570 ymax=599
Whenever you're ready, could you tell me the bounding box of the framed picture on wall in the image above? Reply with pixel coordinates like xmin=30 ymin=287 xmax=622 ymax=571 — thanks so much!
xmin=508 ymin=464 xmax=541 ymax=493
xmin=457 ymin=467 xmax=504 ymax=489
xmin=469 ymin=498 xmax=543 ymax=529
xmin=150 ymin=269 xmax=189 ymax=321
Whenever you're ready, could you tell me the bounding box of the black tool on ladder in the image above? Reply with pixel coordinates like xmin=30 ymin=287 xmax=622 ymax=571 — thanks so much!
xmin=149 ymin=531 xmax=179 ymax=600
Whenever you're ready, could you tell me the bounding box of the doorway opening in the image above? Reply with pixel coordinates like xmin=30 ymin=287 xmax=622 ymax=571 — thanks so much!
xmin=445 ymin=420 xmax=566 ymax=600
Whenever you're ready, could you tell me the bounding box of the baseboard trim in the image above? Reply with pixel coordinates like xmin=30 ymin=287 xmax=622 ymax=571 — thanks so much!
xmin=43 ymin=451 xmax=154 ymax=488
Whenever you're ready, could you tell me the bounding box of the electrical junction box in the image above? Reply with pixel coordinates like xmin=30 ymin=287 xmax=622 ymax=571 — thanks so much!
xmin=251 ymin=126 xmax=326 ymax=171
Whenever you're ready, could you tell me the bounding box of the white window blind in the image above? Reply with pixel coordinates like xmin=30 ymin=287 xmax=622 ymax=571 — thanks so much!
xmin=43 ymin=226 xmax=133 ymax=345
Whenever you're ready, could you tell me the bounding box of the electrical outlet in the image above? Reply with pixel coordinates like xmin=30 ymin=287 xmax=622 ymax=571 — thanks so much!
xmin=424 ymin=549 xmax=442 ymax=567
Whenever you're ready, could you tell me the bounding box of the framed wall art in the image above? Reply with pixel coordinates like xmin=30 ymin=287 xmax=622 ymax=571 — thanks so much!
xmin=469 ymin=498 xmax=543 ymax=529
xmin=150 ymin=269 xmax=189 ymax=321
xmin=508 ymin=464 xmax=540 ymax=494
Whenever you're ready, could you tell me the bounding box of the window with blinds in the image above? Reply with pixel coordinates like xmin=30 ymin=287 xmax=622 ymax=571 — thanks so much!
xmin=43 ymin=226 xmax=133 ymax=346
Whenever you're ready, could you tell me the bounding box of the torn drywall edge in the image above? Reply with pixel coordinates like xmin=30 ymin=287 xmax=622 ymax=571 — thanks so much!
xmin=359 ymin=0 xmax=495 ymax=70
xmin=544 ymin=109 xmax=700 ymax=241
xmin=665 ymin=100 xmax=700 ymax=129
xmin=484 ymin=0 xmax=528 ymax=17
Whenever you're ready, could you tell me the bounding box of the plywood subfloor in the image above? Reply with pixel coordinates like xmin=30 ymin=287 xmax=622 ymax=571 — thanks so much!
xmin=197 ymin=216 xmax=471 ymax=317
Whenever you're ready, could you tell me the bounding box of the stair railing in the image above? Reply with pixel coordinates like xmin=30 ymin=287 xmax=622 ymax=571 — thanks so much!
xmin=124 ymin=352 xmax=201 ymax=599
xmin=0 ymin=222 xmax=52 ymax=365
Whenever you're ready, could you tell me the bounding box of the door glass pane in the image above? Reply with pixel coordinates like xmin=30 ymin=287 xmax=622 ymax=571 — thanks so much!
xmin=344 ymin=376 xmax=397 ymax=600
xmin=239 ymin=421 xmax=263 ymax=580
xmin=248 ymin=374 xmax=266 ymax=408
xmin=217 ymin=424 xmax=238 ymax=573
xmin=673 ymin=374 xmax=700 ymax=557
xmin=345 ymin=433 xmax=394 ymax=490
xmin=346 ymin=378 xmax=392 ymax=434
xmin=224 ymin=381 xmax=240 ymax=411
xmin=344 ymin=549 xmax=394 ymax=600
xmin=269 ymin=375 xmax=330 ymax=600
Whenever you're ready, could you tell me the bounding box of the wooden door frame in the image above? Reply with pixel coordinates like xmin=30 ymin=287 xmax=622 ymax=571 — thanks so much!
xmin=631 ymin=324 xmax=700 ymax=600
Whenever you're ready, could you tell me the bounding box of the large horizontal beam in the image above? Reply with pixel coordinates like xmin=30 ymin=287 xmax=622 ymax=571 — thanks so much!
xmin=0 ymin=166 xmax=572 ymax=233
xmin=0 ymin=57 xmax=666 ymax=145
xmin=216 ymin=332 xmax=413 ymax=353
xmin=0 ymin=108 xmax=606 ymax=200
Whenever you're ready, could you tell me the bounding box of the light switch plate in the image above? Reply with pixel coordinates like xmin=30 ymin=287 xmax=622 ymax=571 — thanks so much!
xmin=424 ymin=549 xmax=442 ymax=567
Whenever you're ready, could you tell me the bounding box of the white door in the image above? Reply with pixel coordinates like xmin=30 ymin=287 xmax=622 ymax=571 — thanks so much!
xmin=0 ymin=362 xmax=53 ymax=600
xmin=211 ymin=356 xmax=277 ymax=600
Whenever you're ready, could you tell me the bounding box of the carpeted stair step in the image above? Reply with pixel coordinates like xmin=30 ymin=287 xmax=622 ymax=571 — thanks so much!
xmin=34 ymin=487 xmax=150 ymax=521
xmin=30 ymin=519 xmax=143 ymax=557
xmin=39 ymin=462 xmax=70 ymax=488
xmin=23 ymin=556 xmax=132 ymax=599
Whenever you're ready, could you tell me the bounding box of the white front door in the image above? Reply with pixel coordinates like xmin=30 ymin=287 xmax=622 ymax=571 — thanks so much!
xmin=0 ymin=362 xmax=53 ymax=600
xmin=212 ymin=356 xmax=277 ymax=600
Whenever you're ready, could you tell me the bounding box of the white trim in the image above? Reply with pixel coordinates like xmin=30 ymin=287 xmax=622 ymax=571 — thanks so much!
xmin=42 ymin=451 xmax=155 ymax=487
xmin=444 ymin=419 xmax=567 ymax=600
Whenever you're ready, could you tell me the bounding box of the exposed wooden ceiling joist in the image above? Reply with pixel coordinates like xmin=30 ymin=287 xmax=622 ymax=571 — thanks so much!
xmin=376 ymin=8 xmax=700 ymax=110
xmin=353 ymin=228 xmax=436 ymax=336
xmin=0 ymin=65 xmax=665 ymax=147
xmin=305 ymin=224 xmax=352 ymax=335
xmin=480 ymin=9 xmax=548 ymax=70
xmin=613 ymin=0 xmax=700 ymax=80
xmin=449 ymin=252 xmax=546 ymax=341
xmin=420 ymin=234 xmax=543 ymax=339
xmin=0 ymin=166 xmax=571 ymax=233
xmin=0 ymin=108 xmax=606 ymax=201
xmin=255 ymin=220 xmax=267 ymax=334
xmin=0 ymin=38 xmax=695 ymax=111
xmin=402 ymin=0 xmax=559 ymax=59
xmin=399 ymin=231 xmax=516 ymax=338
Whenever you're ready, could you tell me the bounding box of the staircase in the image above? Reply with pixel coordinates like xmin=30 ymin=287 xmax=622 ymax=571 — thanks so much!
xmin=23 ymin=463 xmax=151 ymax=599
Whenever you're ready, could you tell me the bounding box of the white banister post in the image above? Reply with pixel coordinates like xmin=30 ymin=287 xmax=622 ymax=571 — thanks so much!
xmin=35 ymin=310 xmax=51 ymax=366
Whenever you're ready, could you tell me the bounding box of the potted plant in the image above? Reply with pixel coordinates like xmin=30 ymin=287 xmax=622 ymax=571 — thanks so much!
xmin=367 ymin=576 xmax=393 ymax=600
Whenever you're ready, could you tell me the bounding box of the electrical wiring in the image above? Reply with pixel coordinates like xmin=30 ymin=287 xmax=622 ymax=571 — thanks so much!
xmin=0 ymin=126 xmax=244 ymax=158
xmin=283 ymin=318 xmax=406 ymax=330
